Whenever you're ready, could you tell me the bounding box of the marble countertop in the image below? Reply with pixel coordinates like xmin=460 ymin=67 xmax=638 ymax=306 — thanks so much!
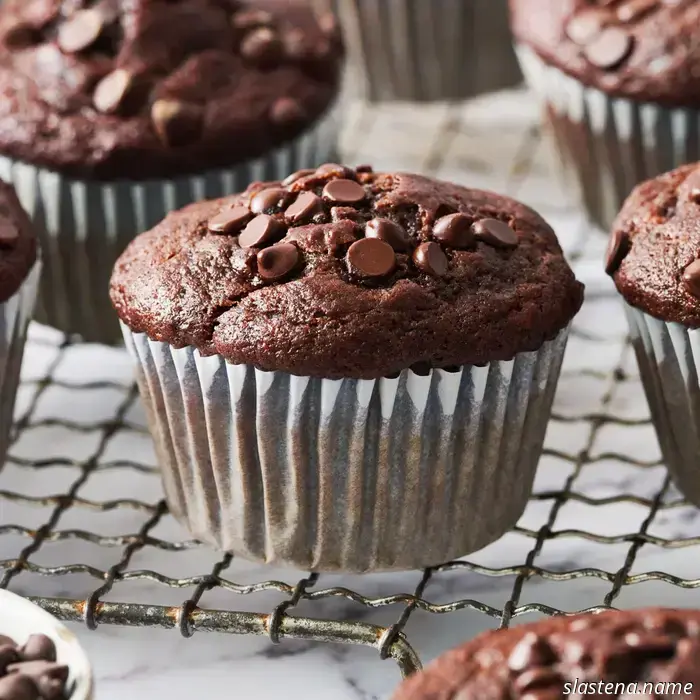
xmin=2 ymin=91 xmax=700 ymax=700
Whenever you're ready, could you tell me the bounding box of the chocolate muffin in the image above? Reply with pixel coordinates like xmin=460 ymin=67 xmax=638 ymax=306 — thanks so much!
xmin=392 ymin=608 xmax=700 ymax=699
xmin=511 ymin=0 xmax=700 ymax=230
xmin=607 ymin=162 xmax=700 ymax=509
xmin=0 ymin=180 xmax=40 ymax=467
xmin=0 ymin=0 xmax=343 ymax=343
xmin=111 ymin=163 xmax=583 ymax=572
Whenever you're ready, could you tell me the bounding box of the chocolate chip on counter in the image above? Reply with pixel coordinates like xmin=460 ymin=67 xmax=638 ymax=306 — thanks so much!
xmin=347 ymin=238 xmax=396 ymax=279
xmin=565 ymin=8 xmax=610 ymax=45
xmin=584 ymin=26 xmax=634 ymax=70
xmin=472 ymin=218 xmax=518 ymax=248
xmin=616 ymin=0 xmax=658 ymax=22
xmin=250 ymin=188 xmax=291 ymax=214
xmin=208 ymin=206 xmax=252 ymax=235
xmin=151 ymin=100 xmax=202 ymax=148
xmin=315 ymin=163 xmax=354 ymax=178
xmin=240 ymin=27 xmax=283 ymax=67
xmin=282 ymin=169 xmax=315 ymax=186
xmin=413 ymin=242 xmax=448 ymax=276
xmin=0 ymin=222 xmax=19 ymax=247
xmin=507 ymin=633 xmax=555 ymax=672
xmin=0 ymin=673 xmax=39 ymax=700
xmin=257 ymin=243 xmax=300 ymax=282
xmin=682 ymin=259 xmax=700 ymax=299
xmin=239 ymin=214 xmax=285 ymax=249
xmin=18 ymin=637 xmax=55 ymax=666
xmin=270 ymin=97 xmax=307 ymax=126
xmin=285 ymin=192 xmax=324 ymax=223
xmin=322 ymin=179 xmax=366 ymax=204
xmin=433 ymin=213 xmax=474 ymax=249
xmin=57 ymin=8 xmax=104 ymax=54
xmin=365 ymin=218 xmax=411 ymax=252
xmin=231 ymin=8 xmax=274 ymax=31
xmin=605 ymin=229 xmax=630 ymax=275
xmin=93 ymin=69 xmax=137 ymax=115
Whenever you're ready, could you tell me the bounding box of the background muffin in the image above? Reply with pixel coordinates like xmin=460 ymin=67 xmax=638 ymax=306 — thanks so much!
xmin=0 ymin=0 xmax=343 ymax=343
xmin=606 ymin=162 xmax=700 ymax=509
xmin=111 ymin=163 xmax=583 ymax=572
xmin=511 ymin=0 xmax=700 ymax=231
xmin=392 ymin=608 xmax=700 ymax=699
xmin=315 ymin=0 xmax=522 ymax=102
xmin=0 ymin=180 xmax=39 ymax=467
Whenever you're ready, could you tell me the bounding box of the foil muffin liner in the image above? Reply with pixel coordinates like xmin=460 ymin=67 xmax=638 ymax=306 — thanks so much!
xmin=516 ymin=44 xmax=700 ymax=231
xmin=315 ymin=0 xmax=521 ymax=102
xmin=121 ymin=322 xmax=570 ymax=572
xmin=625 ymin=304 xmax=700 ymax=508
xmin=0 ymin=105 xmax=339 ymax=345
xmin=0 ymin=260 xmax=40 ymax=466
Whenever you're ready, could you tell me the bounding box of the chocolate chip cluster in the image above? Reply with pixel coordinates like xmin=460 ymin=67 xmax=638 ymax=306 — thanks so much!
xmin=564 ymin=0 xmax=682 ymax=70
xmin=2 ymin=0 xmax=340 ymax=147
xmin=0 ymin=633 xmax=69 ymax=699
xmin=205 ymin=164 xmax=521 ymax=287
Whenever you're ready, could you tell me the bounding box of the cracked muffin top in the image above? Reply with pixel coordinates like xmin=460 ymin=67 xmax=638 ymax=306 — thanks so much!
xmin=0 ymin=180 xmax=38 ymax=303
xmin=392 ymin=608 xmax=700 ymax=700
xmin=607 ymin=162 xmax=700 ymax=326
xmin=510 ymin=0 xmax=700 ymax=106
xmin=110 ymin=164 xmax=584 ymax=379
xmin=0 ymin=0 xmax=343 ymax=179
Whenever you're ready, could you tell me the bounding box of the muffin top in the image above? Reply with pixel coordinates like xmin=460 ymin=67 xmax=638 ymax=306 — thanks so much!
xmin=392 ymin=608 xmax=700 ymax=699
xmin=0 ymin=180 xmax=38 ymax=303
xmin=510 ymin=0 xmax=700 ymax=106
xmin=607 ymin=162 xmax=700 ymax=326
xmin=111 ymin=164 xmax=583 ymax=379
xmin=0 ymin=0 xmax=342 ymax=180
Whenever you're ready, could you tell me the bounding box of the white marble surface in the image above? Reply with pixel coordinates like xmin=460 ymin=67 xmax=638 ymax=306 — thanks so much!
xmin=2 ymin=91 xmax=700 ymax=700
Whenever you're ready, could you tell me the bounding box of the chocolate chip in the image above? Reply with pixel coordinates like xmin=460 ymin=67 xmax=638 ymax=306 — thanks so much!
xmin=270 ymin=97 xmax=307 ymax=126
xmin=413 ymin=242 xmax=448 ymax=276
xmin=682 ymin=259 xmax=700 ymax=298
xmin=285 ymin=192 xmax=324 ymax=223
xmin=322 ymin=179 xmax=365 ymax=204
xmin=617 ymin=0 xmax=658 ymax=22
xmin=208 ymin=206 xmax=252 ymax=235
xmin=282 ymin=169 xmax=315 ymax=186
xmin=316 ymin=163 xmax=354 ymax=178
xmin=347 ymin=238 xmax=396 ymax=279
xmin=57 ymin=8 xmax=103 ymax=54
xmin=239 ymin=214 xmax=285 ymax=249
xmin=250 ymin=188 xmax=291 ymax=215
xmin=4 ymin=23 xmax=41 ymax=49
xmin=0 ymin=674 xmax=38 ymax=700
xmin=565 ymin=8 xmax=610 ymax=45
xmin=507 ymin=633 xmax=555 ymax=672
xmin=151 ymin=100 xmax=202 ymax=148
xmin=7 ymin=660 xmax=69 ymax=699
xmin=18 ymin=636 xmax=55 ymax=664
xmin=257 ymin=243 xmax=300 ymax=282
xmin=605 ymin=229 xmax=630 ymax=275
xmin=93 ymin=69 xmax=137 ymax=115
xmin=0 ymin=646 xmax=18 ymax=674
xmin=433 ymin=213 xmax=474 ymax=249
xmin=0 ymin=222 xmax=19 ymax=248
xmin=584 ymin=26 xmax=634 ymax=70
xmin=241 ymin=27 xmax=283 ymax=68
xmin=365 ymin=218 xmax=411 ymax=252
xmin=231 ymin=8 xmax=274 ymax=31
xmin=472 ymin=218 xmax=518 ymax=248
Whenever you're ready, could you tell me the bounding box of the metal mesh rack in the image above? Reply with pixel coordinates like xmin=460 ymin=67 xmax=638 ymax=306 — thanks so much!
xmin=1 ymin=91 xmax=699 ymax=683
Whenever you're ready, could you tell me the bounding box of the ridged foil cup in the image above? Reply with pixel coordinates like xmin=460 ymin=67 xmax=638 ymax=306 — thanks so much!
xmin=625 ymin=304 xmax=700 ymax=507
xmin=0 ymin=260 xmax=41 ymax=466
xmin=121 ymin=322 xmax=570 ymax=572
xmin=516 ymin=44 xmax=700 ymax=231
xmin=314 ymin=0 xmax=521 ymax=102
xmin=0 ymin=105 xmax=339 ymax=345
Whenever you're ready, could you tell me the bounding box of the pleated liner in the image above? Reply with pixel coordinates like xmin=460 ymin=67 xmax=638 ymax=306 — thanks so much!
xmin=0 ymin=261 xmax=41 ymax=466
xmin=625 ymin=304 xmax=700 ymax=507
xmin=0 ymin=106 xmax=339 ymax=345
xmin=315 ymin=0 xmax=521 ymax=102
xmin=516 ymin=45 xmax=700 ymax=231
xmin=123 ymin=323 xmax=570 ymax=572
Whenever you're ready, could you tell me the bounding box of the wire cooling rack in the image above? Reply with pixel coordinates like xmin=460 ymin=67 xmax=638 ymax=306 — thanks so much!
xmin=1 ymin=91 xmax=699 ymax=681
